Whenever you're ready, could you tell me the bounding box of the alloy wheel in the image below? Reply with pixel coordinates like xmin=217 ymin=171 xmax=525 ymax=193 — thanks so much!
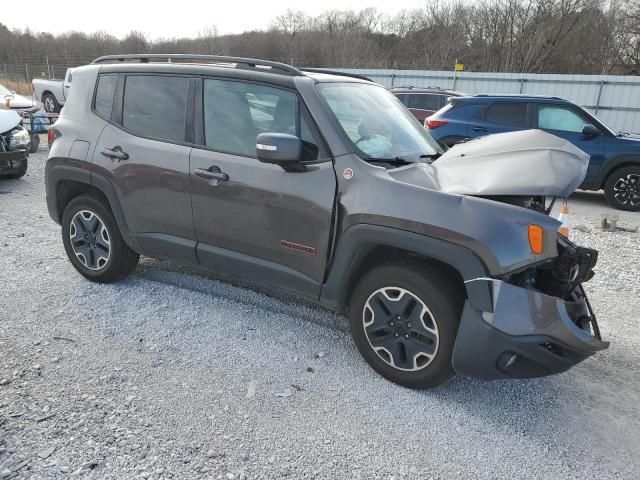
xmin=362 ymin=287 xmax=439 ymax=371
xmin=44 ymin=97 xmax=55 ymax=113
xmin=613 ymin=174 xmax=640 ymax=207
xmin=69 ymin=210 xmax=111 ymax=270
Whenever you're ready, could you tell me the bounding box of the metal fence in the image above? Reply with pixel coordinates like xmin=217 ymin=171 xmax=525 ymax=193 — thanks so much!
xmin=336 ymin=68 xmax=640 ymax=134
xmin=4 ymin=60 xmax=640 ymax=133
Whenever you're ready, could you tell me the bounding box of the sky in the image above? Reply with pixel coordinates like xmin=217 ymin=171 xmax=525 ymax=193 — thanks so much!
xmin=4 ymin=0 xmax=427 ymax=39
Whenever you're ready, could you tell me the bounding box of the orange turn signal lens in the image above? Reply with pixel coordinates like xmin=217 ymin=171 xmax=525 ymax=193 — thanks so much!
xmin=528 ymin=225 xmax=543 ymax=254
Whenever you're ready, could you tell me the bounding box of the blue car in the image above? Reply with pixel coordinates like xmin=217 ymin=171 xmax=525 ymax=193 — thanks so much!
xmin=427 ymin=95 xmax=640 ymax=211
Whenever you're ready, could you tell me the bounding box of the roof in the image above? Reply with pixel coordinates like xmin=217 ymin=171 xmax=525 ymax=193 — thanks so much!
xmin=91 ymin=54 xmax=371 ymax=85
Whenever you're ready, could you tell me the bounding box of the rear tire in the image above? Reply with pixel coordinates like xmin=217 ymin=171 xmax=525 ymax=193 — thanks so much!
xmin=61 ymin=194 xmax=139 ymax=283
xmin=42 ymin=93 xmax=61 ymax=113
xmin=0 ymin=159 xmax=28 ymax=179
xmin=29 ymin=134 xmax=40 ymax=153
xmin=349 ymin=262 xmax=463 ymax=389
xmin=604 ymin=166 xmax=640 ymax=211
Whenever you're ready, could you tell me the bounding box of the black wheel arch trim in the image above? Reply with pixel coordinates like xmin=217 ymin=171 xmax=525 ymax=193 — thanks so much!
xmin=597 ymin=155 xmax=640 ymax=188
xmin=45 ymin=160 xmax=91 ymax=225
xmin=319 ymin=224 xmax=493 ymax=313
xmin=46 ymin=161 xmax=140 ymax=251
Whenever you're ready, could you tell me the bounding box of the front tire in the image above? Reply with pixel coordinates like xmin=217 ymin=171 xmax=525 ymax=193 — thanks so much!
xmin=61 ymin=194 xmax=139 ymax=283
xmin=604 ymin=166 xmax=640 ymax=211
xmin=349 ymin=263 xmax=462 ymax=389
xmin=0 ymin=159 xmax=28 ymax=179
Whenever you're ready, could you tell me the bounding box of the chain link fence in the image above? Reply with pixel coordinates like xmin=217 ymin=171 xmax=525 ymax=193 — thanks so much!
xmin=0 ymin=56 xmax=91 ymax=95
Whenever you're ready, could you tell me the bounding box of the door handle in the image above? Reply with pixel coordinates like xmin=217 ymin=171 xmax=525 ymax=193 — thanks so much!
xmin=195 ymin=167 xmax=229 ymax=182
xmin=101 ymin=147 xmax=129 ymax=161
xmin=472 ymin=127 xmax=488 ymax=133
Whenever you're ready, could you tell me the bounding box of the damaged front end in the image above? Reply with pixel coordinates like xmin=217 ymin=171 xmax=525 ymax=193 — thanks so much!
xmin=0 ymin=110 xmax=29 ymax=176
xmin=428 ymin=130 xmax=610 ymax=379
xmin=453 ymin=235 xmax=608 ymax=380
xmin=377 ymin=129 xmax=608 ymax=379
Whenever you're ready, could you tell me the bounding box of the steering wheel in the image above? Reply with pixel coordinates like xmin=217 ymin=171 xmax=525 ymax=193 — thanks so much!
xmin=355 ymin=133 xmax=383 ymax=147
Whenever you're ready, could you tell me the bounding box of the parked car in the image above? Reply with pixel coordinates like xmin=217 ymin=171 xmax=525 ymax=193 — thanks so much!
xmin=32 ymin=68 xmax=73 ymax=113
xmin=391 ymin=86 xmax=466 ymax=125
xmin=427 ymin=94 xmax=640 ymax=211
xmin=0 ymin=110 xmax=30 ymax=179
xmin=46 ymin=54 xmax=607 ymax=389
xmin=0 ymin=83 xmax=40 ymax=116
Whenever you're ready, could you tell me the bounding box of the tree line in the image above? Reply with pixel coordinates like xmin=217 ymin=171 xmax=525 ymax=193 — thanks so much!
xmin=3 ymin=0 xmax=640 ymax=75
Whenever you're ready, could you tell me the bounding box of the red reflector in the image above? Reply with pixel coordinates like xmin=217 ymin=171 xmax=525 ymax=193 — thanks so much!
xmin=425 ymin=118 xmax=448 ymax=129
xmin=47 ymin=129 xmax=56 ymax=146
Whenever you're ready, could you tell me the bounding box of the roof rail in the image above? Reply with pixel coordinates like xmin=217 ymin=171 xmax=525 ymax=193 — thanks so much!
xmin=300 ymin=68 xmax=372 ymax=82
xmin=91 ymin=54 xmax=304 ymax=76
xmin=473 ymin=93 xmax=565 ymax=100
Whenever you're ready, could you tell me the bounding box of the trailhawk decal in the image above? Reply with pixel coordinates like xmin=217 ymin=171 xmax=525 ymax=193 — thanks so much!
xmin=280 ymin=240 xmax=316 ymax=255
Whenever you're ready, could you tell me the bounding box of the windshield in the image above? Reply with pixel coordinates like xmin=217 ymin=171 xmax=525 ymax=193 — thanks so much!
xmin=318 ymin=83 xmax=443 ymax=162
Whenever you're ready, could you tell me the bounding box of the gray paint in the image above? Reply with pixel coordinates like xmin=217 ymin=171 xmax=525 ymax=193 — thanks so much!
xmin=470 ymin=278 xmax=608 ymax=353
xmin=45 ymin=61 xmax=607 ymax=381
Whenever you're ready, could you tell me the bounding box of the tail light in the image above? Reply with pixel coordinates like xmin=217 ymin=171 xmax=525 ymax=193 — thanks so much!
xmin=425 ymin=117 xmax=448 ymax=129
xmin=47 ymin=128 xmax=59 ymax=147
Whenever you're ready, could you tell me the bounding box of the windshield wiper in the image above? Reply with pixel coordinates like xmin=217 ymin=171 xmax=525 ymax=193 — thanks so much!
xmin=419 ymin=153 xmax=441 ymax=161
xmin=365 ymin=153 xmax=441 ymax=164
xmin=364 ymin=156 xmax=414 ymax=164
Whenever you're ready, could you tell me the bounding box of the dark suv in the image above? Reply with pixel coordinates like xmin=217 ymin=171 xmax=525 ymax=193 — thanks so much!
xmin=427 ymin=95 xmax=640 ymax=211
xmin=391 ymin=86 xmax=465 ymax=125
xmin=45 ymin=55 xmax=608 ymax=388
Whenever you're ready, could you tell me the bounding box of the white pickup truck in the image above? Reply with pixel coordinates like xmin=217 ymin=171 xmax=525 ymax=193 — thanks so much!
xmin=32 ymin=68 xmax=73 ymax=113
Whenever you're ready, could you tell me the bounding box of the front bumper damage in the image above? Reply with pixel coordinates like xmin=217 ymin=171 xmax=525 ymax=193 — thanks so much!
xmin=0 ymin=150 xmax=28 ymax=175
xmin=453 ymin=240 xmax=609 ymax=380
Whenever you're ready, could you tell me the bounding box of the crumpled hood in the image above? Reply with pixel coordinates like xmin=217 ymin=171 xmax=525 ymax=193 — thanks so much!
xmin=390 ymin=129 xmax=589 ymax=198
xmin=0 ymin=110 xmax=21 ymax=134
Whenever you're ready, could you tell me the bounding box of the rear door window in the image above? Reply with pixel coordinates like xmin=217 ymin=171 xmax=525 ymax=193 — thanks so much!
xmin=483 ymin=102 xmax=528 ymax=127
xmin=408 ymin=94 xmax=443 ymax=111
xmin=94 ymin=75 xmax=117 ymax=120
xmin=122 ymin=75 xmax=189 ymax=142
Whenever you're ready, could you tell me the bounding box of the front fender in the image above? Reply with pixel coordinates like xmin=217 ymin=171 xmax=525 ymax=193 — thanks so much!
xmin=319 ymin=224 xmax=493 ymax=313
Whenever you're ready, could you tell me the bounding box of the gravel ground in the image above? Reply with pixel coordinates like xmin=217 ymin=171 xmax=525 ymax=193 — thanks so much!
xmin=1 ymin=148 xmax=639 ymax=479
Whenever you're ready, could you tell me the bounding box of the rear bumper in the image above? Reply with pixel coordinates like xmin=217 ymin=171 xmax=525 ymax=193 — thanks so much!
xmin=452 ymin=279 xmax=609 ymax=380
xmin=0 ymin=150 xmax=28 ymax=174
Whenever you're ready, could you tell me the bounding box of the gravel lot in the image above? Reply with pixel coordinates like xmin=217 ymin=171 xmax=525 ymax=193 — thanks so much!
xmin=1 ymin=148 xmax=639 ymax=479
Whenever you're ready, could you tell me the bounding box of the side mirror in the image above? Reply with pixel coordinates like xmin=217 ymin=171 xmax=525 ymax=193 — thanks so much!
xmin=582 ymin=124 xmax=600 ymax=138
xmin=256 ymin=133 xmax=302 ymax=169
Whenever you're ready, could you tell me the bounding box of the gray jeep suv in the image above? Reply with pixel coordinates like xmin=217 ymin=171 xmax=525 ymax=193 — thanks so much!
xmin=45 ymin=54 xmax=608 ymax=388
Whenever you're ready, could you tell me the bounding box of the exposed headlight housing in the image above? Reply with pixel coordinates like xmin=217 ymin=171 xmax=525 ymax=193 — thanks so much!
xmin=9 ymin=126 xmax=30 ymax=150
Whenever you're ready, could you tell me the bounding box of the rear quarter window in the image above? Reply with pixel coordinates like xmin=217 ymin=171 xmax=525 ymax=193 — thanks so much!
xmin=122 ymin=75 xmax=189 ymax=142
xmin=93 ymin=75 xmax=117 ymax=120
xmin=483 ymin=102 xmax=528 ymax=127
